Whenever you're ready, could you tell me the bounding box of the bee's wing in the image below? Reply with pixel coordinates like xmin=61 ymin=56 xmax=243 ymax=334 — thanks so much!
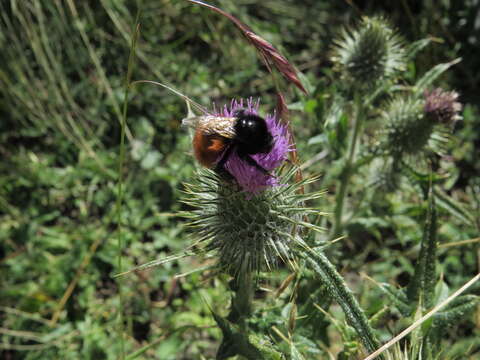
xmin=182 ymin=116 xmax=236 ymax=139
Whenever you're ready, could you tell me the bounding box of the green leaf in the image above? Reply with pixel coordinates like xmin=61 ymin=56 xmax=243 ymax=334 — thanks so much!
xmin=125 ymin=325 xmax=194 ymax=360
xmin=368 ymin=307 xmax=390 ymax=328
xmin=434 ymin=187 xmax=475 ymax=226
xmin=307 ymin=133 xmax=325 ymax=146
xmin=140 ymin=150 xmax=162 ymax=169
xmin=155 ymin=336 xmax=183 ymax=359
xmin=443 ymin=336 xmax=480 ymax=359
xmin=414 ymin=58 xmax=461 ymax=93
xmin=377 ymin=283 xmax=412 ymax=316
xmin=428 ymin=295 xmax=480 ymax=346
xmin=433 ymin=295 xmax=480 ymax=326
xmin=434 ymin=279 xmax=450 ymax=305
xmin=290 ymin=342 xmax=306 ymax=360
xmin=406 ymin=38 xmax=431 ymax=60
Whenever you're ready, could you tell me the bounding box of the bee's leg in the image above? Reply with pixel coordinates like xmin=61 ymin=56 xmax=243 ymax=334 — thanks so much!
xmin=214 ymin=145 xmax=235 ymax=180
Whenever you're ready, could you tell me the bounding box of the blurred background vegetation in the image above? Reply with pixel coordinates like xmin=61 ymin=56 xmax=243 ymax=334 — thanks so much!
xmin=1 ymin=0 xmax=479 ymax=359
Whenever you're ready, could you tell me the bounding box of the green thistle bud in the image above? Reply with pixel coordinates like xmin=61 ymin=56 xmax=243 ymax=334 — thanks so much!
xmin=182 ymin=168 xmax=323 ymax=280
xmin=332 ymin=16 xmax=405 ymax=89
xmin=384 ymin=97 xmax=432 ymax=157
xmin=382 ymin=90 xmax=459 ymax=162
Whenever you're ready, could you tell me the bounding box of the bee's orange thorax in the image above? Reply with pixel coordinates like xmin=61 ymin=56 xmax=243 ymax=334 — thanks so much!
xmin=192 ymin=130 xmax=229 ymax=168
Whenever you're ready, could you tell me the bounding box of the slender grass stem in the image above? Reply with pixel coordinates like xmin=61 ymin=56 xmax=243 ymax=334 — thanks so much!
xmin=331 ymin=94 xmax=365 ymax=238
xmin=115 ymin=84 xmax=127 ymax=358
xmin=115 ymin=20 xmax=140 ymax=360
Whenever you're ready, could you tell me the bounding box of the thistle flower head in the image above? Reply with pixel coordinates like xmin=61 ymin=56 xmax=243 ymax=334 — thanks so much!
xmin=383 ymin=92 xmax=457 ymax=164
xmin=424 ymin=88 xmax=462 ymax=125
xmin=332 ymin=16 xmax=405 ymax=89
xmin=216 ymin=99 xmax=291 ymax=194
xmin=384 ymin=97 xmax=428 ymax=157
xmin=182 ymin=168 xmax=324 ymax=280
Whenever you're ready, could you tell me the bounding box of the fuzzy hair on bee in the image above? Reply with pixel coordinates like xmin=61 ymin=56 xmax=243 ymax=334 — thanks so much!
xmin=182 ymin=115 xmax=234 ymax=169
xmin=182 ymin=109 xmax=274 ymax=177
xmin=182 ymin=115 xmax=237 ymax=139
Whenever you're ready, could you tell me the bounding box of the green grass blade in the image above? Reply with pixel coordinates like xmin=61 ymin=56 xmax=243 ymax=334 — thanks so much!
xmin=414 ymin=58 xmax=461 ymax=93
xmin=114 ymin=12 xmax=141 ymax=360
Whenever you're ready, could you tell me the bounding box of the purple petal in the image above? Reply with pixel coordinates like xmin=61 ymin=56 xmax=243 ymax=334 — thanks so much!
xmin=214 ymin=98 xmax=291 ymax=194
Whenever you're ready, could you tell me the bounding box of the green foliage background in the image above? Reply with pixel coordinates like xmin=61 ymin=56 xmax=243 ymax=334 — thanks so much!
xmin=1 ymin=0 xmax=479 ymax=359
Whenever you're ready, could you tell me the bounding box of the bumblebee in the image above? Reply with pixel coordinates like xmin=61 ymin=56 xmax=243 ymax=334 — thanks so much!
xmin=183 ymin=109 xmax=274 ymax=177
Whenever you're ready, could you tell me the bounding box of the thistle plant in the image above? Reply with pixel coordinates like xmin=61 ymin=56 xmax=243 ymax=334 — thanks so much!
xmin=168 ymin=3 xmax=383 ymax=357
xmin=328 ymin=15 xmax=463 ymax=238
xmin=181 ymin=100 xmax=329 ymax=356
xmin=162 ymin=8 xmax=473 ymax=360
xmin=318 ymin=13 xmax=476 ymax=360
xmin=179 ymin=98 xmax=385 ymax=357
xmin=182 ymin=99 xmax=307 ymax=280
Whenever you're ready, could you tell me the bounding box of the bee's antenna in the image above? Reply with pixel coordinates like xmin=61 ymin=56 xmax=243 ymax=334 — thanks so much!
xmin=131 ymin=80 xmax=209 ymax=114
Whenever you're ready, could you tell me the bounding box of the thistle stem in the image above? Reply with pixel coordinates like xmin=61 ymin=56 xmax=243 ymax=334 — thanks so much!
xmin=228 ymin=271 xmax=254 ymax=330
xmin=331 ymin=95 xmax=364 ymax=238
xmin=304 ymin=250 xmax=382 ymax=356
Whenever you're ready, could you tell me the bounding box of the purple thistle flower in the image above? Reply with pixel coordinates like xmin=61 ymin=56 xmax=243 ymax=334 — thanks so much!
xmin=215 ymin=98 xmax=291 ymax=194
xmin=424 ymin=88 xmax=462 ymax=125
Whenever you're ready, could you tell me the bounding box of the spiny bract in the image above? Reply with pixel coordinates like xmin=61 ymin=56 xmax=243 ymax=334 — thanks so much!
xmin=332 ymin=16 xmax=405 ymax=89
xmin=182 ymin=168 xmax=324 ymax=279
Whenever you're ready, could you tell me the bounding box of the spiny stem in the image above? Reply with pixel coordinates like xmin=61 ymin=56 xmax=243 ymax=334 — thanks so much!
xmin=331 ymin=94 xmax=365 ymax=238
xmin=228 ymin=271 xmax=254 ymax=330
xmin=304 ymin=250 xmax=382 ymax=356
